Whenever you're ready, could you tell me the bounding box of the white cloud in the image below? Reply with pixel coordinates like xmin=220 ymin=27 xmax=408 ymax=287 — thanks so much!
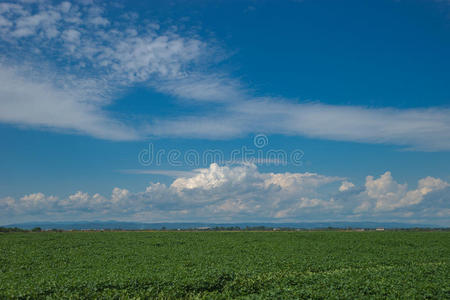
xmin=274 ymin=197 xmax=340 ymax=218
xmin=60 ymin=191 xmax=91 ymax=209
xmin=120 ymin=169 xmax=200 ymax=178
xmin=111 ymin=187 xmax=130 ymax=204
xmin=171 ymin=163 xmax=259 ymax=190
xmin=417 ymin=176 xmax=449 ymax=194
xmin=339 ymin=181 xmax=355 ymax=192
xmin=149 ymin=100 xmax=450 ymax=151
xmin=1 ymin=164 xmax=448 ymax=225
xmin=0 ymin=163 xmax=343 ymax=222
xmin=0 ymin=0 xmax=208 ymax=140
xmin=0 ymin=0 xmax=449 ymax=151
xmin=353 ymin=201 xmax=371 ymax=213
xmin=156 ymin=74 xmax=245 ymax=103
xmin=59 ymin=2 xmax=71 ymax=14
xmin=17 ymin=192 xmax=58 ymax=212
xmin=0 ymin=15 xmax=12 ymax=27
xmin=366 ymin=171 xmax=408 ymax=211
xmin=362 ymin=171 xmax=449 ymax=211
xmin=89 ymin=15 xmax=108 ymax=26
xmin=0 ymin=196 xmax=15 ymax=211
xmin=0 ymin=65 xmax=139 ymax=140
xmin=62 ymin=29 xmax=80 ymax=43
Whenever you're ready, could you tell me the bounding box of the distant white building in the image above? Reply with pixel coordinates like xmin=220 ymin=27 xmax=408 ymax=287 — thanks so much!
xmin=376 ymin=228 xmax=385 ymax=231
xmin=196 ymin=227 xmax=211 ymax=230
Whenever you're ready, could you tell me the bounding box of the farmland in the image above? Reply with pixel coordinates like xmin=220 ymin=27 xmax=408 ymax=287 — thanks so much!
xmin=0 ymin=231 xmax=448 ymax=299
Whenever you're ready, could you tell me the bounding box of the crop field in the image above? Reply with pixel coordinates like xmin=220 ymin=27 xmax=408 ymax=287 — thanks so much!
xmin=0 ymin=231 xmax=449 ymax=299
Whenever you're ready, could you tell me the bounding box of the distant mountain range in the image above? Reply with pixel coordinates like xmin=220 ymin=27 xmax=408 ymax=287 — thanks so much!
xmin=1 ymin=221 xmax=442 ymax=230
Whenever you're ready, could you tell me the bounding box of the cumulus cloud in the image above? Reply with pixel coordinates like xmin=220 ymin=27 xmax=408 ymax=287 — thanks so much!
xmin=348 ymin=171 xmax=450 ymax=225
xmin=0 ymin=163 xmax=343 ymax=222
xmin=1 ymin=164 xmax=448 ymax=225
xmin=274 ymin=197 xmax=341 ymax=218
xmin=339 ymin=181 xmax=355 ymax=192
xmin=14 ymin=193 xmax=58 ymax=214
xmin=361 ymin=171 xmax=449 ymax=212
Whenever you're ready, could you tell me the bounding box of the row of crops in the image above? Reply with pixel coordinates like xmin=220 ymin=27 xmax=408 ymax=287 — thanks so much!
xmin=0 ymin=231 xmax=448 ymax=298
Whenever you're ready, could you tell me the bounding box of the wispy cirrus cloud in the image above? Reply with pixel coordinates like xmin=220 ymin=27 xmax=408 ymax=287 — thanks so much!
xmin=0 ymin=0 xmax=212 ymax=140
xmin=0 ymin=0 xmax=449 ymax=150
xmin=120 ymin=169 xmax=200 ymax=178
xmin=148 ymin=99 xmax=450 ymax=151
xmin=0 ymin=65 xmax=140 ymax=140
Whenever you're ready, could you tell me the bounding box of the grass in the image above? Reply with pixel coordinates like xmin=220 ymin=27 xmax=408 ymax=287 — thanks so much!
xmin=0 ymin=231 xmax=449 ymax=299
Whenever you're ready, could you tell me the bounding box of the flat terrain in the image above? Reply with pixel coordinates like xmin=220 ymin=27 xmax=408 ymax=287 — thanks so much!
xmin=0 ymin=231 xmax=448 ymax=299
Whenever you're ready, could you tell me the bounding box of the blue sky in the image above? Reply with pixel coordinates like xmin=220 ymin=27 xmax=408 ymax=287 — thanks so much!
xmin=0 ymin=0 xmax=449 ymax=225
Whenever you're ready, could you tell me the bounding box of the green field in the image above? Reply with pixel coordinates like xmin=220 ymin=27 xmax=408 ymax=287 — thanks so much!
xmin=0 ymin=231 xmax=449 ymax=299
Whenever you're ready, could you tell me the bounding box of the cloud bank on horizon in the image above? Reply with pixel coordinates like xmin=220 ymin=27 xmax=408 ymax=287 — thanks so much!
xmin=0 ymin=0 xmax=450 ymax=150
xmin=1 ymin=163 xmax=449 ymax=226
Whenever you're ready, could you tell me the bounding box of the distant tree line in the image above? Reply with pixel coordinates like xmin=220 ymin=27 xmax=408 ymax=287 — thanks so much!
xmin=0 ymin=227 xmax=28 ymax=233
xmin=0 ymin=227 xmax=64 ymax=233
xmin=0 ymin=226 xmax=448 ymax=233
